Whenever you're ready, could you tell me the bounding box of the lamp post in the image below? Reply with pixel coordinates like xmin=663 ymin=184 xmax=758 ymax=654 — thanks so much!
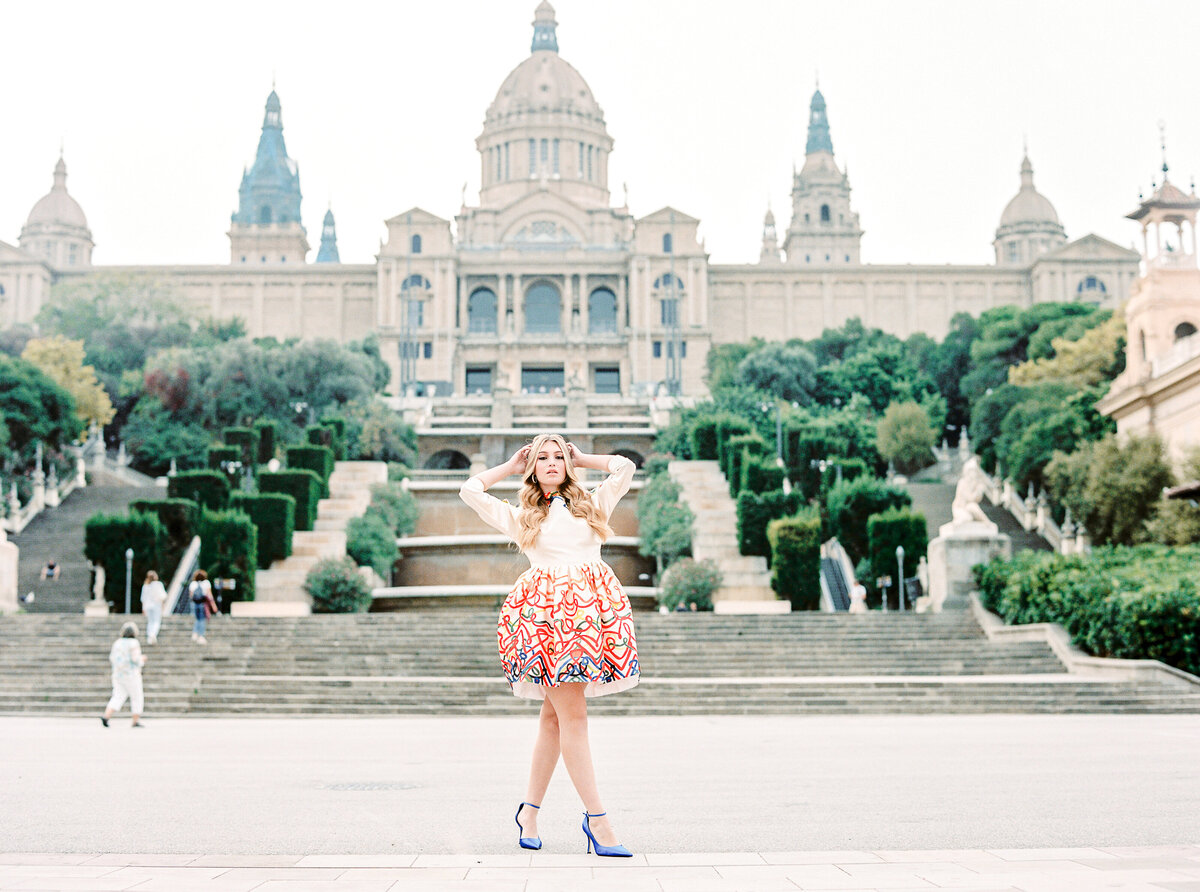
xmin=124 ymin=548 xmax=133 ymax=615
xmin=896 ymin=544 xmax=906 ymax=612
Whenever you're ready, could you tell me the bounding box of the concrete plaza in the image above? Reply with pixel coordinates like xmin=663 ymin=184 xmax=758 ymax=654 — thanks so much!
xmin=0 ymin=714 xmax=1198 ymax=890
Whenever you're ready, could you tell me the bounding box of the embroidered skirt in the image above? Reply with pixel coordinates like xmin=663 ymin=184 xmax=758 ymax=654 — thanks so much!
xmin=498 ymin=560 xmax=640 ymax=699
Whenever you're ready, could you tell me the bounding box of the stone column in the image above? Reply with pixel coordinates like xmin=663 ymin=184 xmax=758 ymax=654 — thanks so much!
xmin=44 ymin=464 xmax=60 ymax=509
xmin=0 ymin=525 xmax=17 ymax=615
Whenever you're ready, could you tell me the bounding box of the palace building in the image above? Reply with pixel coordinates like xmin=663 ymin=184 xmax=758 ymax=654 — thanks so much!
xmin=1 ymin=2 xmax=1140 ymax=412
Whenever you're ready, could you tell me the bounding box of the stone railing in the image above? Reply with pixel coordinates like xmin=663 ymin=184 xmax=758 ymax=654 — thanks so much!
xmin=2 ymin=450 xmax=87 ymax=536
xmin=982 ymin=465 xmax=1090 ymax=556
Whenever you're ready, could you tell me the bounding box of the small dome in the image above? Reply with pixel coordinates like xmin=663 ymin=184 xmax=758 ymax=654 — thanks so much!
xmin=25 ymin=156 xmax=88 ymax=229
xmin=1000 ymin=155 xmax=1060 ymax=226
xmin=486 ymin=51 xmax=602 ymax=124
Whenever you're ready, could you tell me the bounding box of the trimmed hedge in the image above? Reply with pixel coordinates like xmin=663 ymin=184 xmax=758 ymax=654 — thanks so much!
xmin=306 ymin=556 xmax=372 ymax=614
xmin=223 ymin=427 xmax=260 ymax=467
xmin=737 ymin=488 xmax=804 ymax=560
xmin=254 ymin=420 xmax=278 ymax=464
xmin=689 ymin=413 xmax=735 ymax=461
xmin=128 ymin=498 xmax=200 ymax=582
xmin=867 ymin=507 xmax=928 ymax=610
xmin=725 ymin=434 xmax=765 ymax=497
xmin=316 ymin=417 xmax=348 ymax=460
xmin=258 ymin=469 xmax=322 ymax=531
xmin=974 ymin=546 xmax=1200 ymax=676
xmin=784 ymin=431 xmax=832 ymax=498
xmin=740 ymin=452 xmax=785 ymax=496
xmin=826 ymin=475 xmax=911 ymax=564
xmin=206 ymin=444 xmax=238 ymax=470
xmin=767 ymin=507 xmax=822 ymax=611
xmin=230 ymin=492 xmax=295 ymax=569
xmin=199 ymin=509 xmax=257 ymax=605
xmin=168 ymin=470 xmax=231 ymax=511
xmin=286 ymin=445 xmax=335 ymax=497
xmin=83 ymin=511 xmax=165 ymax=613
xmin=715 ymin=417 xmax=754 ymax=470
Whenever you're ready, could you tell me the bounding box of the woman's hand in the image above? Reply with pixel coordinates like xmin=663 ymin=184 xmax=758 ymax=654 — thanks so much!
xmin=566 ymin=442 xmax=592 ymax=469
xmin=508 ymin=444 xmax=532 ymax=476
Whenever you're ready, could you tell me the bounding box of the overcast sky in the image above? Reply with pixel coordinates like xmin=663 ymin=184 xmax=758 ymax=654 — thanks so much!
xmin=3 ymin=0 xmax=1198 ymax=268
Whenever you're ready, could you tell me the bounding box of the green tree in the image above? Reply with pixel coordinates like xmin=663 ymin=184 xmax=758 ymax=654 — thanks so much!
xmin=1147 ymin=449 xmax=1200 ymax=545
xmin=734 ymin=342 xmax=818 ymax=404
xmin=876 ymin=401 xmax=937 ymax=474
xmin=705 ymin=340 xmax=762 ymax=391
xmin=0 ymin=354 xmax=82 ymax=460
xmin=1009 ymin=312 xmax=1125 ymax=387
xmin=636 ymin=472 xmax=694 ymax=576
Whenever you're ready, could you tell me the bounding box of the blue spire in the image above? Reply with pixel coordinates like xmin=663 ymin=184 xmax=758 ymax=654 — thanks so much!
xmin=805 ymin=88 xmax=834 ymax=155
xmin=232 ymin=90 xmax=302 ymax=226
xmin=531 ymin=1 xmax=558 ymax=53
xmin=316 ymin=208 xmax=340 ymax=263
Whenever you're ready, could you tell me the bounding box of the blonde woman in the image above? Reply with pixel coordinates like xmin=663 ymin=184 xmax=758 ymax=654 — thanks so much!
xmin=460 ymin=435 xmax=638 ymax=857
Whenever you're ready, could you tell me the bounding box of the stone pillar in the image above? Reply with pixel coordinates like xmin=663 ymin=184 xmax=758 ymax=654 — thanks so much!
xmin=84 ymin=562 xmax=109 ymax=616
xmin=75 ymin=454 xmax=86 ymax=488
xmin=0 ymin=524 xmax=17 ymax=615
xmin=31 ymin=445 xmax=45 ymax=515
xmin=44 ymin=464 xmax=60 ymax=508
xmin=491 ymin=387 xmax=513 ymax=429
xmin=925 ymin=522 xmax=1012 ymax=612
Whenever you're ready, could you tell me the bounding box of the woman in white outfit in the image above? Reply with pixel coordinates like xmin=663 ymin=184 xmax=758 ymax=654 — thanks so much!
xmin=140 ymin=571 xmax=167 ymax=644
xmin=102 ymin=622 xmax=146 ymax=728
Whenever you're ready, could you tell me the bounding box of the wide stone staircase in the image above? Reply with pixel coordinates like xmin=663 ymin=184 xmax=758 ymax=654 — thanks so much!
xmin=3 ymin=609 xmax=1198 ymax=715
xmin=253 ymin=462 xmax=387 ymax=606
xmin=10 ymin=480 xmax=152 ymax=613
xmin=668 ymin=461 xmax=777 ymax=605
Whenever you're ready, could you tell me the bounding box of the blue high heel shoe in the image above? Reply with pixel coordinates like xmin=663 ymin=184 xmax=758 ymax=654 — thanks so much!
xmin=582 ymin=811 xmax=633 ymax=857
xmin=515 ymin=802 xmax=541 ymax=850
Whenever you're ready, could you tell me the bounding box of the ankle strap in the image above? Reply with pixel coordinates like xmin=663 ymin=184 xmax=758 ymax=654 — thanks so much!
xmin=522 ymin=802 xmax=540 ymax=809
xmin=584 ymin=810 xmax=606 ymax=817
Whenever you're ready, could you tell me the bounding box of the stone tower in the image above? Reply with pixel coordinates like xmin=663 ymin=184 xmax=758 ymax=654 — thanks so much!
xmin=316 ymin=208 xmax=340 ymax=263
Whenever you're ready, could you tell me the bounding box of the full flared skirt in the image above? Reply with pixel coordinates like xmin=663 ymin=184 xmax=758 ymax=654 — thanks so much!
xmin=497 ymin=561 xmax=640 ymax=700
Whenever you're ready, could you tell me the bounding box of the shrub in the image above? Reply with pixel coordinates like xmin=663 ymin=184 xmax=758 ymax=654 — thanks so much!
xmin=254 ymin=420 xmax=278 ymax=464
xmin=867 ymin=507 xmax=928 ymax=609
xmin=387 ymin=462 xmax=410 ymax=482
xmin=128 ymin=498 xmax=199 ymax=582
xmin=636 ymin=473 xmax=694 ymax=572
xmin=642 ymin=452 xmax=672 ymax=479
xmin=168 ymin=470 xmax=231 ymax=511
xmin=258 ymin=470 xmax=322 ymax=531
xmin=876 ymin=401 xmax=937 ymax=474
xmin=737 ymin=488 xmax=804 ymax=560
xmin=974 ymin=546 xmax=1200 ymax=676
xmin=826 ymin=476 xmax=911 ymax=564
xmin=724 ymin=434 xmax=765 ymax=496
xmin=689 ymin=412 xmax=734 ymax=461
xmin=784 ymin=431 xmax=833 ymax=499
xmin=316 ymin=417 xmax=348 ymax=460
xmin=715 ymin=417 xmax=754 ymax=470
xmin=206 ymin=444 xmax=239 ymax=471
xmin=84 ymin=511 xmax=166 ymax=612
xmin=368 ymin=483 xmax=419 ymax=536
xmin=230 ymin=492 xmax=295 ymax=569
xmin=658 ymin=558 xmax=722 ymax=611
xmin=223 ymin=427 xmax=260 ymax=467
xmin=306 ymin=556 xmax=373 ymax=613
xmin=740 ymin=452 xmax=785 ymax=495
xmin=346 ymin=513 xmax=398 ymax=580
xmin=287 ymin=445 xmax=335 ymax=497
xmin=767 ymin=507 xmax=822 ymax=610
xmin=198 ymin=508 xmax=257 ymax=605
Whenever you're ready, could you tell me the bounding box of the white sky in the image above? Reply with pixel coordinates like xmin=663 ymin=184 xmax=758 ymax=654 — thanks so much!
xmin=2 ymin=0 xmax=1198 ymax=268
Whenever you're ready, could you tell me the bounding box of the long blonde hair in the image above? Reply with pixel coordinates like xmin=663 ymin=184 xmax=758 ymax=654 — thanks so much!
xmin=515 ymin=433 xmax=613 ymax=551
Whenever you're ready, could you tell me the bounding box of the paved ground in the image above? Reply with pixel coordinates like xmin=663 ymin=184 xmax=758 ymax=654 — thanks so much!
xmin=0 ymin=715 xmax=1197 ymax=890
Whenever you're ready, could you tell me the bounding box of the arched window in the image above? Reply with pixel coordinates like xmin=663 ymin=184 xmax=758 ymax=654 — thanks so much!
xmin=425 ymin=449 xmax=471 ymax=470
xmin=400 ymin=274 xmax=430 ymax=291
xmin=524 ymin=283 xmax=561 ymax=334
xmin=468 ymin=288 xmax=498 ymax=334
xmin=259 ymin=205 xmax=273 ymax=224
xmin=411 ymin=234 xmax=422 ymax=254
xmin=663 ymin=233 xmax=673 ymax=254
xmin=820 ymin=205 xmax=830 ymax=223
xmin=588 ymin=288 xmax=618 ymax=334
xmin=1175 ymin=322 xmax=1198 ymax=341
xmin=1077 ymin=276 xmax=1107 ymax=296
xmin=653 ymin=274 xmax=684 ymax=292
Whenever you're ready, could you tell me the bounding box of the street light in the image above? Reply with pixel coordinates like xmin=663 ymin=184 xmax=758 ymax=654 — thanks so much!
xmin=896 ymin=544 xmax=906 ymax=612
xmin=759 ymin=401 xmax=783 ymax=464
xmin=124 ymin=548 xmax=133 ymax=615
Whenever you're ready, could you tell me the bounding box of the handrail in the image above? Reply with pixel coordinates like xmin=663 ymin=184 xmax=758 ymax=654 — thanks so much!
xmin=166 ymin=536 xmax=202 ymax=614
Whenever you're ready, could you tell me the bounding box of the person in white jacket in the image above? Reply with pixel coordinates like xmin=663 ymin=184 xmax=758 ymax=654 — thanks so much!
xmin=140 ymin=571 xmax=167 ymax=644
xmin=102 ymin=622 xmax=147 ymax=728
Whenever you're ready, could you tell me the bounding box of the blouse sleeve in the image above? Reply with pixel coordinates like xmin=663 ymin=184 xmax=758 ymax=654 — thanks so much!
xmin=459 ymin=477 xmax=521 ymax=541
xmin=590 ymin=455 xmax=636 ymax=520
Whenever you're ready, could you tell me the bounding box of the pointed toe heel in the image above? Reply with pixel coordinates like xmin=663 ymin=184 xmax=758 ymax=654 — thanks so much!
xmin=515 ymin=801 xmax=542 ymax=850
xmin=582 ymin=811 xmax=632 ymax=857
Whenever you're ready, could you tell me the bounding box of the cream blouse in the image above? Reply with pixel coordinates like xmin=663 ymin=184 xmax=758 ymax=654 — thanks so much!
xmin=459 ymin=455 xmax=635 ymax=569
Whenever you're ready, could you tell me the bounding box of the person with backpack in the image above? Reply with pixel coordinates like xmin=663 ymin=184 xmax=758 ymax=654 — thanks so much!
xmin=187 ymin=570 xmax=216 ymax=644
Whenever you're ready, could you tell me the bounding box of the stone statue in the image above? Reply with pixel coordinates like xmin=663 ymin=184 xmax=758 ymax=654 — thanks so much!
xmin=949 ymin=456 xmax=992 ymax=527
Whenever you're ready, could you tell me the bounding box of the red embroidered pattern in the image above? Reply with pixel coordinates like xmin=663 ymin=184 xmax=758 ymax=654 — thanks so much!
xmin=497 ymin=561 xmax=639 ymax=697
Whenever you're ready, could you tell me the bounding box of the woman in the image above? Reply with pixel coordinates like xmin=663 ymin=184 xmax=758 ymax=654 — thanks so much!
xmin=460 ymin=435 xmax=638 ymax=857
xmin=140 ymin=571 xmax=167 ymax=644
xmin=187 ymin=570 xmax=215 ymax=644
xmin=102 ymin=622 xmax=146 ymax=728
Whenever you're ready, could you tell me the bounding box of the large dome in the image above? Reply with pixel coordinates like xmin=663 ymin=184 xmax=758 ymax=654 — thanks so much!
xmin=1000 ymin=155 xmax=1060 ymax=226
xmin=25 ymin=157 xmax=88 ymax=229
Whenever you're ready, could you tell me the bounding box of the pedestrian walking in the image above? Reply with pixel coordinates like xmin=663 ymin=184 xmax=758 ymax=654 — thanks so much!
xmin=102 ymin=622 xmax=146 ymax=728
xmin=140 ymin=571 xmax=167 ymax=644
xmin=186 ymin=570 xmax=216 ymax=644
xmin=460 ymin=434 xmax=639 ymax=857
xmin=849 ymin=576 xmax=868 ymax=613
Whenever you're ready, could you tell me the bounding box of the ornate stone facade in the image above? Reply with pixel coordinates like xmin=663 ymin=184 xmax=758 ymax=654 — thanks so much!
xmin=2 ymin=3 xmax=1140 ymax=406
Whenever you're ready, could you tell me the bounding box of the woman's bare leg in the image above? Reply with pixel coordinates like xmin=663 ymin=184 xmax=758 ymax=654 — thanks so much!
xmin=519 ymin=696 xmax=561 ymax=837
xmin=544 ymin=684 xmax=621 ymax=847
